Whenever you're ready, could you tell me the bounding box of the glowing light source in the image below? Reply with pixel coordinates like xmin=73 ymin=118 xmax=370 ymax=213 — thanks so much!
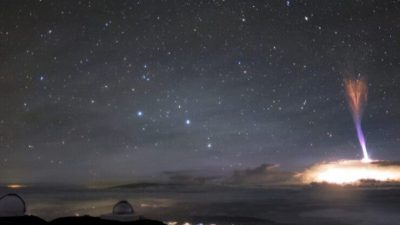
xmin=298 ymin=160 xmax=400 ymax=185
xmin=7 ymin=184 xmax=26 ymax=189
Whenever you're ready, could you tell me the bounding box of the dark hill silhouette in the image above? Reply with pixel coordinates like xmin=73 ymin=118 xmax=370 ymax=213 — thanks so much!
xmin=0 ymin=215 xmax=47 ymax=225
xmin=0 ymin=216 xmax=165 ymax=225
xmin=50 ymin=216 xmax=165 ymax=225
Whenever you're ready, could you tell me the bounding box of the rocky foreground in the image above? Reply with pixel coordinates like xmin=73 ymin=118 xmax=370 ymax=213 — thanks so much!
xmin=0 ymin=216 xmax=166 ymax=225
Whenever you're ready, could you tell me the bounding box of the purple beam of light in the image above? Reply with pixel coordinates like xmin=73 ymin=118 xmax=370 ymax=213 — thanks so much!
xmin=355 ymin=119 xmax=370 ymax=161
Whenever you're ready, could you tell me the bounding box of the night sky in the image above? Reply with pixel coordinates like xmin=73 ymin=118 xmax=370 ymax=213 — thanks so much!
xmin=1 ymin=0 xmax=400 ymax=184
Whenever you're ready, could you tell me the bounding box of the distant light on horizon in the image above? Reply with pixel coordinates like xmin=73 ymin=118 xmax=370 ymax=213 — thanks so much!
xmin=7 ymin=184 xmax=26 ymax=189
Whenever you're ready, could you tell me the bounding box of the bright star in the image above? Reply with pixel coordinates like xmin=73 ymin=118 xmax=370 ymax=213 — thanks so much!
xmin=137 ymin=111 xmax=143 ymax=117
xmin=185 ymin=119 xmax=191 ymax=125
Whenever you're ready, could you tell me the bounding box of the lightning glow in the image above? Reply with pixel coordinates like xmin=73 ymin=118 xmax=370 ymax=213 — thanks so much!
xmin=345 ymin=78 xmax=370 ymax=162
xmin=298 ymin=160 xmax=400 ymax=184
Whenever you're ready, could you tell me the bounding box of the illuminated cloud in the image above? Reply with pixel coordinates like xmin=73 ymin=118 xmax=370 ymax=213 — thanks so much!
xmin=298 ymin=160 xmax=400 ymax=185
xmin=227 ymin=164 xmax=295 ymax=186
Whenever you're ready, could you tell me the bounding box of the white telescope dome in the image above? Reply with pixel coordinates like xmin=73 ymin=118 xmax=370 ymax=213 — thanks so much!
xmin=112 ymin=200 xmax=134 ymax=216
xmin=0 ymin=193 xmax=26 ymax=217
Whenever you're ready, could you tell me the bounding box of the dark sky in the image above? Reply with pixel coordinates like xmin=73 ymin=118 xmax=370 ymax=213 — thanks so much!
xmin=0 ymin=0 xmax=399 ymax=184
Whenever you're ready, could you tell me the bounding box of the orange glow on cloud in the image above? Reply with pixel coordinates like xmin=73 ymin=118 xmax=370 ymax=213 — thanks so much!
xmin=298 ymin=160 xmax=400 ymax=185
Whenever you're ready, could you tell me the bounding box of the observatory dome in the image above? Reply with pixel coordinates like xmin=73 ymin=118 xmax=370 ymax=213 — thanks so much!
xmin=112 ymin=200 xmax=134 ymax=216
xmin=0 ymin=193 xmax=26 ymax=217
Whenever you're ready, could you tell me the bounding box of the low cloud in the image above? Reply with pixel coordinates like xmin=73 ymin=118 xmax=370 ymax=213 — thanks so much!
xmin=226 ymin=164 xmax=296 ymax=186
xmin=162 ymin=170 xmax=221 ymax=185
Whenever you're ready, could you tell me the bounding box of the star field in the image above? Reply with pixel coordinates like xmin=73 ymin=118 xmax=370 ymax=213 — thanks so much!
xmin=0 ymin=0 xmax=400 ymax=183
